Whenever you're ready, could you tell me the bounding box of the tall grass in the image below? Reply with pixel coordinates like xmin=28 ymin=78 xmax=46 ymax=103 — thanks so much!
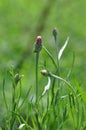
xmin=2 ymin=28 xmax=86 ymax=130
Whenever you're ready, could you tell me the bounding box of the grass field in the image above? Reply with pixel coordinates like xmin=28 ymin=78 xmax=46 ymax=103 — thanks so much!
xmin=0 ymin=0 xmax=86 ymax=130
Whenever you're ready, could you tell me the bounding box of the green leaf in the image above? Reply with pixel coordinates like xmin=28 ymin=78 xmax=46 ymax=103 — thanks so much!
xmin=58 ymin=37 xmax=69 ymax=61
xmin=18 ymin=123 xmax=25 ymax=129
xmin=43 ymin=46 xmax=57 ymax=69
xmin=42 ymin=77 xmax=51 ymax=96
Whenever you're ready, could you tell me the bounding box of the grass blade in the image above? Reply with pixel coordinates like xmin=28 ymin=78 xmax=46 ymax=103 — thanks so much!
xmin=43 ymin=46 xmax=57 ymax=69
xmin=58 ymin=37 xmax=69 ymax=61
xmin=42 ymin=77 xmax=51 ymax=96
xmin=2 ymin=78 xmax=8 ymax=110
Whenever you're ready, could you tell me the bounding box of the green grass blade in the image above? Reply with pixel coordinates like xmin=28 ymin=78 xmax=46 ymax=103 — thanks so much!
xmin=43 ymin=46 xmax=57 ymax=69
xmin=58 ymin=37 xmax=69 ymax=61
xmin=2 ymin=78 xmax=8 ymax=110
xmin=18 ymin=87 xmax=31 ymax=109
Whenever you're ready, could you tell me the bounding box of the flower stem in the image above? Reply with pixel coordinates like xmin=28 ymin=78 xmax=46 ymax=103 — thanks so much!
xmin=49 ymin=73 xmax=76 ymax=94
xmin=3 ymin=79 xmax=8 ymax=110
xmin=36 ymin=52 xmax=39 ymax=103
xmin=52 ymin=28 xmax=60 ymax=105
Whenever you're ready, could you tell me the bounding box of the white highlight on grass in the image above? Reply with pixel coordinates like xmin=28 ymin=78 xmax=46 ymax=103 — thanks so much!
xmin=18 ymin=123 xmax=25 ymax=129
xmin=42 ymin=77 xmax=51 ymax=96
xmin=58 ymin=36 xmax=69 ymax=61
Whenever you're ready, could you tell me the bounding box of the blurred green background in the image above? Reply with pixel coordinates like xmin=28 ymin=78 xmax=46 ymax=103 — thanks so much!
xmin=0 ymin=0 xmax=86 ymax=129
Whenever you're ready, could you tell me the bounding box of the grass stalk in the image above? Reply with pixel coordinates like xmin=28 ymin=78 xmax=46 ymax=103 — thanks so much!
xmin=49 ymin=73 xmax=76 ymax=94
xmin=36 ymin=52 xmax=39 ymax=103
xmin=10 ymin=79 xmax=16 ymax=130
xmin=3 ymin=79 xmax=8 ymax=110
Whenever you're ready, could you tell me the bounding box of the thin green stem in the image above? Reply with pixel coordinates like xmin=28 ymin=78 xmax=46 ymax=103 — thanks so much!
xmin=47 ymin=91 xmax=49 ymax=110
xmin=10 ymin=81 xmax=16 ymax=130
xmin=43 ymin=45 xmax=58 ymax=105
xmin=49 ymin=73 xmax=76 ymax=94
xmin=12 ymin=84 xmax=16 ymax=111
xmin=55 ymin=60 xmax=60 ymax=104
xmin=53 ymin=32 xmax=60 ymax=105
xmin=55 ymin=33 xmax=60 ymax=94
xmin=51 ymin=78 xmax=55 ymax=105
xmin=76 ymin=96 xmax=80 ymax=130
xmin=9 ymin=70 xmax=18 ymax=130
xmin=35 ymin=52 xmax=42 ymax=130
xmin=12 ymin=111 xmax=33 ymax=130
xmin=43 ymin=46 xmax=57 ymax=69
xmin=3 ymin=79 xmax=8 ymax=110
xmin=18 ymin=87 xmax=31 ymax=109
xmin=36 ymin=52 xmax=39 ymax=103
xmin=55 ymin=35 xmax=59 ymax=64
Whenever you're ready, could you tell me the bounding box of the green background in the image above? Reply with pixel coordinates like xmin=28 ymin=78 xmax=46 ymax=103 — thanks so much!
xmin=0 ymin=0 xmax=86 ymax=129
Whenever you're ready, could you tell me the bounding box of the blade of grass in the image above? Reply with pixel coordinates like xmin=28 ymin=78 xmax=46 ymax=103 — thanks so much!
xmin=2 ymin=78 xmax=8 ymax=110
xmin=58 ymin=37 xmax=69 ymax=61
xmin=49 ymin=73 xmax=76 ymax=94
xmin=18 ymin=87 xmax=31 ymax=109
xmin=43 ymin=46 xmax=57 ymax=69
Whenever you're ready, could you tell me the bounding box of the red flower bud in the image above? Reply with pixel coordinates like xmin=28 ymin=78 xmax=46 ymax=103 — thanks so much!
xmin=41 ymin=69 xmax=47 ymax=76
xmin=40 ymin=69 xmax=50 ymax=77
xmin=36 ymin=36 xmax=42 ymax=44
xmin=34 ymin=36 xmax=42 ymax=53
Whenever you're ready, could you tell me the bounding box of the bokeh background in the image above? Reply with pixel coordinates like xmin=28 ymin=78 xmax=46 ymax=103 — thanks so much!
xmin=0 ymin=0 xmax=86 ymax=129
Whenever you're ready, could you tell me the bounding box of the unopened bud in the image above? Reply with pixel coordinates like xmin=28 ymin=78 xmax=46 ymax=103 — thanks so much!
xmin=14 ymin=73 xmax=24 ymax=85
xmin=34 ymin=36 xmax=42 ymax=53
xmin=41 ymin=69 xmax=49 ymax=77
xmin=36 ymin=36 xmax=42 ymax=44
xmin=52 ymin=28 xmax=58 ymax=41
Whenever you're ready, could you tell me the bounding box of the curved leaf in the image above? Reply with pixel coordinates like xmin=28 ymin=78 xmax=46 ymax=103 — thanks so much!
xmin=42 ymin=77 xmax=51 ymax=96
xmin=58 ymin=37 xmax=69 ymax=60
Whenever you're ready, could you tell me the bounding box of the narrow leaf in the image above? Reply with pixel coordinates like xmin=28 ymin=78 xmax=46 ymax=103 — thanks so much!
xmin=58 ymin=36 xmax=69 ymax=60
xmin=18 ymin=87 xmax=31 ymax=109
xmin=43 ymin=46 xmax=57 ymax=69
xmin=3 ymin=79 xmax=8 ymax=110
xmin=42 ymin=77 xmax=51 ymax=96
xmin=18 ymin=123 xmax=25 ymax=129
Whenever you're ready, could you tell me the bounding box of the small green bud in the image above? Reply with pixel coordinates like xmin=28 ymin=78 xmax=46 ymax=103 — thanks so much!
xmin=53 ymin=28 xmax=57 ymax=37
xmin=52 ymin=28 xmax=58 ymax=41
xmin=14 ymin=73 xmax=24 ymax=85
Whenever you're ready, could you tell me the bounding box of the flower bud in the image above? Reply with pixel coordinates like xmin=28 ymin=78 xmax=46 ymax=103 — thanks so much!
xmin=34 ymin=36 xmax=42 ymax=53
xmin=41 ymin=69 xmax=49 ymax=77
xmin=36 ymin=36 xmax=42 ymax=44
xmin=14 ymin=73 xmax=24 ymax=85
xmin=52 ymin=28 xmax=58 ymax=41
xmin=52 ymin=28 xmax=57 ymax=37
